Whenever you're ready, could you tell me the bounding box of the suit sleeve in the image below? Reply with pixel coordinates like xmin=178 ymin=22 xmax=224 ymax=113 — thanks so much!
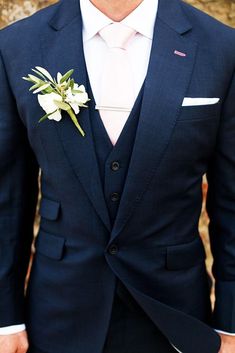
xmin=206 ymin=68 xmax=235 ymax=332
xmin=0 ymin=51 xmax=39 ymax=326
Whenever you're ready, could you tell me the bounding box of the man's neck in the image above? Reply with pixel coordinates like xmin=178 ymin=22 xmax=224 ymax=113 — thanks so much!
xmin=89 ymin=0 xmax=144 ymax=21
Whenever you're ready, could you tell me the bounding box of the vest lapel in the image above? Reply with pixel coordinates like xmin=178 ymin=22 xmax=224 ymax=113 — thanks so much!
xmin=41 ymin=0 xmax=111 ymax=232
xmin=110 ymin=0 xmax=197 ymax=242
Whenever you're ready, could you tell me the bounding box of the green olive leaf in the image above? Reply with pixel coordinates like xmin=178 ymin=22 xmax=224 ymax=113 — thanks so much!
xmin=54 ymin=100 xmax=71 ymax=111
xmin=60 ymin=69 xmax=74 ymax=83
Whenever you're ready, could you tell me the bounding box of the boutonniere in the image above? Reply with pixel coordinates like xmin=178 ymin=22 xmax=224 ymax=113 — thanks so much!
xmin=23 ymin=67 xmax=90 ymax=136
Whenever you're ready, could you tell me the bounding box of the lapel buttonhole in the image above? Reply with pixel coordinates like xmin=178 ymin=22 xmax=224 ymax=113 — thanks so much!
xmin=174 ymin=50 xmax=187 ymax=57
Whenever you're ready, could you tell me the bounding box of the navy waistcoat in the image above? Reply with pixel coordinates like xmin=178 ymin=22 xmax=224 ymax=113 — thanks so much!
xmin=89 ymin=85 xmax=144 ymax=227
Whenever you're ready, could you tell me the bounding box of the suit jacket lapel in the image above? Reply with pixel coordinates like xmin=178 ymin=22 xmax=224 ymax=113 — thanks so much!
xmin=110 ymin=0 xmax=197 ymax=241
xmin=41 ymin=0 xmax=111 ymax=232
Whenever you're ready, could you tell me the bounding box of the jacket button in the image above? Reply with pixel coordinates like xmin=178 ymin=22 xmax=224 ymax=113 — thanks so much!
xmin=111 ymin=192 xmax=120 ymax=202
xmin=111 ymin=161 xmax=120 ymax=171
xmin=108 ymin=244 xmax=119 ymax=255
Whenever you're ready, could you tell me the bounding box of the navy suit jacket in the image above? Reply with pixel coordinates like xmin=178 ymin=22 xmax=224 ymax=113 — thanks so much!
xmin=0 ymin=0 xmax=235 ymax=352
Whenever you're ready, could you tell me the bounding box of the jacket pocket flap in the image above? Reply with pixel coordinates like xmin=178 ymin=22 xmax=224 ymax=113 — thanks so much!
xmin=166 ymin=237 xmax=206 ymax=270
xmin=36 ymin=230 xmax=65 ymax=260
xmin=39 ymin=197 xmax=60 ymax=221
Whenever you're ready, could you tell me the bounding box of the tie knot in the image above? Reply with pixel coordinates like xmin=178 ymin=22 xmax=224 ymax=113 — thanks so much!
xmin=99 ymin=23 xmax=136 ymax=50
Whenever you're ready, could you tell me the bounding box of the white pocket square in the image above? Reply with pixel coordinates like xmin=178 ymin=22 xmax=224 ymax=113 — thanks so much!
xmin=182 ymin=97 xmax=220 ymax=106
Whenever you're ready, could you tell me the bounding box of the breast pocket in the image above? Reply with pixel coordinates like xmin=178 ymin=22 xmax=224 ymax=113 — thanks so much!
xmin=178 ymin=103 xmax=220 ymax=122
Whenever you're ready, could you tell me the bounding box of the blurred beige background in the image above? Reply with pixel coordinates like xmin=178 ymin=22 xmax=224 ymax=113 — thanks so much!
xmin=0 ymin=0 xmax=235 ymax=301
xmin=0 ymin=0 xmax=235 ymax=28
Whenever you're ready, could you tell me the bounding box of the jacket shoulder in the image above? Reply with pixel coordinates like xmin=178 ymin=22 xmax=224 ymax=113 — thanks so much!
xmin=180 ymin=0 xmax=235 ymax=40
xmin=179 ymin=0 xmax=235 ymax=65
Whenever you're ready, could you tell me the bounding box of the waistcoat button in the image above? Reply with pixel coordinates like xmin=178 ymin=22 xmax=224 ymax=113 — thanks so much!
xmin=111 ymin=161 xmax=120 ymax=171
xmin=111 ymin=192 xmax=120 ymax=202
xmin=108 ymin=244 xmax=119 ymax=255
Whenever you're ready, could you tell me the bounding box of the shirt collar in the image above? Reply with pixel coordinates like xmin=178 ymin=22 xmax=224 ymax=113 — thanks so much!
xmin=80 ymin=0 xmax=159 ymax=42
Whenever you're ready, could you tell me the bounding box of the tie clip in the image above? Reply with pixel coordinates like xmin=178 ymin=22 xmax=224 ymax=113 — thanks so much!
xmin=95 ymin=105 xmax=131 ymax=112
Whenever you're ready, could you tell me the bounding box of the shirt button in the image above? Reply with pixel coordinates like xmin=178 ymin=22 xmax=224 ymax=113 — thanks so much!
xmin=111 ymin=161 xmax=120 ymax=171
xmin=111 ymin=192 xmax=120 ymax=202
xmin=108 ymin=244 xmax=119 ymax=255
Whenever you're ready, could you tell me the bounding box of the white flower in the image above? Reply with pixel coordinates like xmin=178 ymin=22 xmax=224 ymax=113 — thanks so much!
xmin=38 ymin=92 xmax=62 ymax=121
xmin=23 ymin=66 xmax=89 ymax=136
xmin=57 ymin=72 xmax=62 ymax=84
xmin=65 ymin=84 xmax=89 ymax=115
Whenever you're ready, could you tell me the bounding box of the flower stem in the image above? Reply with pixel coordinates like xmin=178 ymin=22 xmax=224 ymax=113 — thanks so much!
xmin=67 ymin=109 xmax=85 ymax=137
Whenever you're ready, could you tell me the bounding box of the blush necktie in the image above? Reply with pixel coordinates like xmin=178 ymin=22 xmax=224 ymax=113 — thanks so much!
xmin=97 ymin=23 xmax=137 ymax=146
